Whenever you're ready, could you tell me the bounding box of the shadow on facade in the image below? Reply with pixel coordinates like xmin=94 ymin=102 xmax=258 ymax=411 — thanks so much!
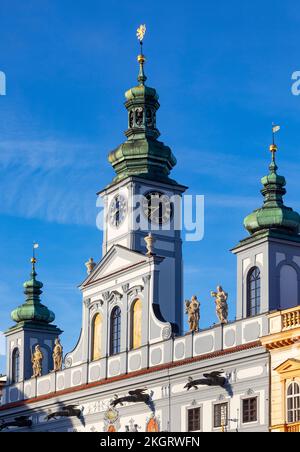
xmin=0 ymin=388 xmax=80 ymax=432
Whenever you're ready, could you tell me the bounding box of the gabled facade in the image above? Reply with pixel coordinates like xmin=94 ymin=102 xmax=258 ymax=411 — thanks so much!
xmin=64 ymin=244 xmax=172 ymax=373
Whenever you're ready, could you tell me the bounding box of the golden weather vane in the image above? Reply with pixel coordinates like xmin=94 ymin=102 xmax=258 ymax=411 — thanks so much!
xmin=31 ymin=242 xmax=39 ymax=271
xmin=136 ymin=24 xmax=146 ymax=55
xmin=272 ymin=123 xmax=280 ymax=145
xmin=270 ymin=123 xmax=281 ymax=159
xmin=136 ymin=24 xmax=146 ymax=43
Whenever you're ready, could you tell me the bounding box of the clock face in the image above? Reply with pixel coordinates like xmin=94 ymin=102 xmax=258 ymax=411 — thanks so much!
xmin=109 ymin=194 xmax=127 ymax=228
xmin=142 ymin=191 xmax=173 ymax=225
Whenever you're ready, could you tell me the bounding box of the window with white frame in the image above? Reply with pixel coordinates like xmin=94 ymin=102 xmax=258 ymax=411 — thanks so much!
xmin=187 ymin=407 xmax=201 ymax=432
xmin=287 ymin=382 xmax=300 ymax=424
xmin=247 ymin=267 xmax=261 ymax=317
xmin=214 ymin=402 xmax=229 ymax=428
xmin=242 ymin=397 xmax=258 ymax=424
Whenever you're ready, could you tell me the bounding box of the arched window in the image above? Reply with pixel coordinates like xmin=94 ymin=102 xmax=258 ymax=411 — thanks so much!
xmin=287 ymin=382 xmax=300 ymax=424
xmin=110 ymin=307 xmax=121 ymax=356
xmin=131 ymin=299 xmax=142 ymax=350
xmin=12 ymin=348 xmax=20 ymax=384
xmin=247 ymin=267 xmax=261 ymax=317
xmin=91 ymin=313 xmax=102 ymax=361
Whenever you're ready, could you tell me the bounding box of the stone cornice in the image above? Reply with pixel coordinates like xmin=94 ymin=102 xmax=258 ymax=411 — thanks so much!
xmin=0 ymin=341 xmax=262 ymax=413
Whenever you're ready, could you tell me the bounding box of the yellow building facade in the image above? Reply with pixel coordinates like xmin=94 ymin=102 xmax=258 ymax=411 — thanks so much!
xmin=261 ymin=307 xmax=300 ymax=432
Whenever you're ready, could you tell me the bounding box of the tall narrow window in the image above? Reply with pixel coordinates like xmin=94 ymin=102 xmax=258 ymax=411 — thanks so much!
xmin=243 ymin=398 xmax=258 ymax=424
xmin=214 ymin=403 xmax=229 ymax=428
xmin=188 ymin=408 xmax=201 ymax=432
xmin=91 ymin=313 xmax=102 ymax=361
xmin=131 ymin=299 xmax=142 ymax=350
xmin=12 ymin=348 xmax=20 ymax=384
xmin=247 ymin=267 xmax=261 ymax=317
xmin=287 ymin=382 xmax=300 ymax=424
xmin=110 ymin=307 xmax=121 ymax=356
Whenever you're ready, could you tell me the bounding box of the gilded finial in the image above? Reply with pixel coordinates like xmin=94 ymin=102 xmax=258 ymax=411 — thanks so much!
xmin=270 ymin=124 xmax=280 ymax=171
xmin=31 ymin=242 xmax=39 ymax=273
xmin=136 ymin=24 xmax=147 ymax=85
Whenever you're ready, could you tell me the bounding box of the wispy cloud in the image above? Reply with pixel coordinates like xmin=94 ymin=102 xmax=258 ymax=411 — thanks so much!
xmin=0 ymin=138 xmax=105 ymax=226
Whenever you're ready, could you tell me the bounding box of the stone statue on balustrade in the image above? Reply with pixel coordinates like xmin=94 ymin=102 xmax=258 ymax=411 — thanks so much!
xmin=185 ymin=295 xmax=200 ymax=333
xmin=211 ymin=286 xmax=229 ymax=324
xmin=32 ymin=344 xmax=43 ymax=378
xmin=53 ymin=338 xmax=63 ymax=372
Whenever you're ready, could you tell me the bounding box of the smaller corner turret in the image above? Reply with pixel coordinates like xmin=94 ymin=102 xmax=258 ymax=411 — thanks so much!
xmin=5 ymin=244 xmax=62 ymax=385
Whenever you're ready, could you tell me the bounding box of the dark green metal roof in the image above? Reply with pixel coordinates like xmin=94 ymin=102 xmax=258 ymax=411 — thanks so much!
xmin=11 ymin=261 xmax=55 ymax=325
xmin=244 ymin=145 xmax=300 ymax=237
xmin=107 ymin=53 xmax=178 ymax=187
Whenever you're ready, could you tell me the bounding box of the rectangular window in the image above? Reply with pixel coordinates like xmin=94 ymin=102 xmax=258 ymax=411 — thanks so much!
xmin=243 ymin=398 xmax=258 ymax=424
xmin=214 ymin=403 xmax=228 ymax=428
xmin=188 ymin=408 xmax=201 ymax=432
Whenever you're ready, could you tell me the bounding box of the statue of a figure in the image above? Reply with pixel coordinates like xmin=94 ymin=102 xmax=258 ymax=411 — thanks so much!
xmin=53 ymin=338 xmax=63 ymax=372
xmin=32 ymin=345 xmax=43 ymax=378
xmin=211 ymin=286 xmax=229 ymax=324
xmin=185 ymin=296 xmax=200 ymax=332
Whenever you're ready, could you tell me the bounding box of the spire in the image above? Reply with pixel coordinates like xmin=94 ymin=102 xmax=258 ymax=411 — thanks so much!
xmin=123 ymin=24 xmax=160 ymax=141
xmin=137 ymin=24 xmax=147 ymax=85
xmin=244 ymin=130 xmax=300 ymax=237
xmin=107 ymin=25 xmax=178 ymax=186
xmin=11 ymin=245 xmax=55 ymax=325
xmin=137 ymin=54 xmax=147 ymax=86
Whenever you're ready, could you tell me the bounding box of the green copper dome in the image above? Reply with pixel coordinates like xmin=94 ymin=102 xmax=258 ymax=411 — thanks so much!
xmin=11 ymin=260 xmax=55 ymax=325
xmin=244 ymin=145 xmax=300 ymax=236
xmin=107 ymin=53 xmax=178 ymax=186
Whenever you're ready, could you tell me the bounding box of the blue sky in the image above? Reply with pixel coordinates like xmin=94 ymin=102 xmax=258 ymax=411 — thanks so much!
xmin=1 ymin=0 xmax=300 ymax=374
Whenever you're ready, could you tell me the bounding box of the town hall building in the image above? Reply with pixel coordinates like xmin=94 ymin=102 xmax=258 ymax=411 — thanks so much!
xmin=0 ymin=32 xmax=300 ymax=433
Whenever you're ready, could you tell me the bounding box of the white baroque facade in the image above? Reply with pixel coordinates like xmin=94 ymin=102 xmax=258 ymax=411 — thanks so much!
xmin=1 ymin=46 xmax=300 ymax=433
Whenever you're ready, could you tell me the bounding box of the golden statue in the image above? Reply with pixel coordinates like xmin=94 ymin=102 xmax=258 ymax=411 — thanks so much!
xmin=53 ymin=338 xmax=63 ymax=372
xmin=211 ymin=286 xmax=229 ymax=324
xmin=185 ymin=296 xmax=200 ymax=332
xmin=32 ymin=345 xmax=43 ymax=378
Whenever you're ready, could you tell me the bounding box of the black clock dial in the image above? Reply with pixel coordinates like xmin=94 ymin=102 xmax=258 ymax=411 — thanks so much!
xmin=142 ymin=191 xmax=173 ymax=225
xmin=109 ymin=195 xmax=127 ymax=228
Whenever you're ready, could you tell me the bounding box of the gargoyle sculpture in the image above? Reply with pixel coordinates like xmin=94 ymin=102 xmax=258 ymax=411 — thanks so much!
xmin=46 ymin=405 xmax=82 ymax=422
xmin=0 ymin=416 xmax=32 ymax=431
xmin=111 ymin=389 xmax=152 ymax=408
xmin=184 ymin=371 xmax=227 ymax=390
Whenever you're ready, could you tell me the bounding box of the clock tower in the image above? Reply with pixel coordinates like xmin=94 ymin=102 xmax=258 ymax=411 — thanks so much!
xmin=98 ymin=37 xmax=187 ymax=333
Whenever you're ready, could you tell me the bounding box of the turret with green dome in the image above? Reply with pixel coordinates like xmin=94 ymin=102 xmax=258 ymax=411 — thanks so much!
xmin=11 ymin=256 xmax=55 ymax=326
xmin=233 ymin=129 xmax=300 ymax=320
xmin=5 ymin=246 xmax=62 ymax=382
xmin=244 ymin=142 xmax=300 ymax=239
xmin=107 ymin=26 xmax=177 ymax=186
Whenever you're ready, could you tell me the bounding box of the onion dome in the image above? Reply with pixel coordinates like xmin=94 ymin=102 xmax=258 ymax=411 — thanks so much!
xmin=11 ymin=257 xmax=55 ymax=325
xmin=108 ymin=38 xmax=177 ymax=186
xmin=244 ymin=144 xmax=300 ymax=236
